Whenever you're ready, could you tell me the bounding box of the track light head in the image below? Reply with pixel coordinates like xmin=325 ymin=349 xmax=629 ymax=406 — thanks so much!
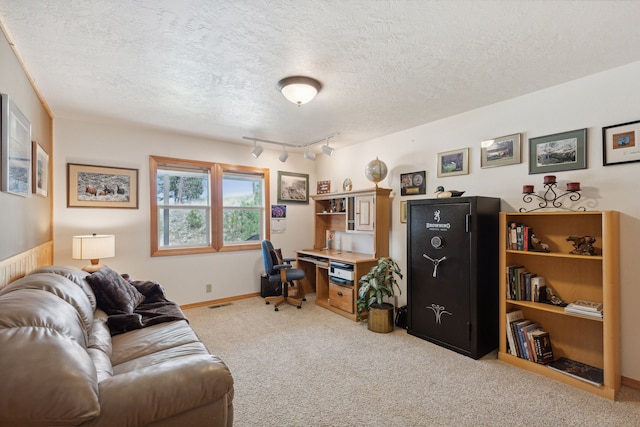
xmin=321 ymin=143 xmax=334 ymax=156
xmin=279 ymin=148 xmax=289 ymax=162
xmin=251 ymin=144 xmax=263 ymax=158
xmin=304 ymin=150 xmax=317 ymax=160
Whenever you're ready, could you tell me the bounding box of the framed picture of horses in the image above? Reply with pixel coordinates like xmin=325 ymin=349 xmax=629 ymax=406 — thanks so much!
xmin=67 ymin=163 xmax=138 ymax=208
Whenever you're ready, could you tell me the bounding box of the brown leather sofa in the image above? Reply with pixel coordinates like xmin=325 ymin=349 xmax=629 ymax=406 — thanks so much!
xmin=0 ymin=265 xmax=233 ymax=427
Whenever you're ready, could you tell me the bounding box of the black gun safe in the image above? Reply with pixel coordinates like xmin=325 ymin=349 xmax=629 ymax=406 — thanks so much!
xmin=407 ymin=197 xmax=500 ymax=359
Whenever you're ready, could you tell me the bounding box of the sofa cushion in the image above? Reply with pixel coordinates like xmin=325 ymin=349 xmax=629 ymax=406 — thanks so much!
xmin=86 ymin=267 xmax=145 ymax=315
xmin=30 ymin=265 xmax=96 ymax=310
xmin=0 ymin=273 xmax=94 ymax=339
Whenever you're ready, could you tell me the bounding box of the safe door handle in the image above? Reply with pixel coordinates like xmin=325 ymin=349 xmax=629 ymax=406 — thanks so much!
xmin=422 ymin=253 xmax=447 ymax=278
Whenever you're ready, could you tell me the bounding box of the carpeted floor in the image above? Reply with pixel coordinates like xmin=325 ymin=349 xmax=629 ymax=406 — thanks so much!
xmin=185 ymin=295 xmax=640 ymax=427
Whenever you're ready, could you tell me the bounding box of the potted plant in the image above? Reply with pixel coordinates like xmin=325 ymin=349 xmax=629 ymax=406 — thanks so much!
xmin=356 ymin=257 xmax=403 ymax=333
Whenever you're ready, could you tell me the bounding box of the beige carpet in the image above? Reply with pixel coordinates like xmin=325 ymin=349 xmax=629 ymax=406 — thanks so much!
xmin=185 ymin=295 xmax=640 ymax=427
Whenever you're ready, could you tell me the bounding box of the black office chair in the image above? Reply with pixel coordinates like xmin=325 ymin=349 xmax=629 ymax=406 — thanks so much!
xmin=261 ymin=239 xmax=305 ymax=311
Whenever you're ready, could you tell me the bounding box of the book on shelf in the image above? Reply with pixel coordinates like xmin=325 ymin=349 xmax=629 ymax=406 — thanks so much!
xmin=531 ymin=277 xmax=546 ymax=302
xmin=547 ymin=357 xmax=604 ymax=386
xmin=506 ymin=222 xmax=534 ymax=251
xmin=530 ymin=330 xmax=554 ymax=364
xmin=565 ymin=300 xmax=603 ymax=318
xmin=505 ymin=309 xmax=524 ymax=356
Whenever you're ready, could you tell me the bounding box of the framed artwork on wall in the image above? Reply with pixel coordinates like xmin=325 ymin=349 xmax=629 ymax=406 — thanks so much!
xmin=437 ymin=147 xmax=469 ymax=177
xmin=400 ymin=171 xmax=426 ymax=195
xmin=67 ymin=163 xmax=138 ymax=208
xmin=32 ymin=141 xmax=49 ymax=197
xmin=602 ymin=119 xmax=640 ymax=166
xmin=480 ymin=133 xmax=521 ymax=168
xmin=528 ymin=128 xmax=587 ymax=174
xmin=317 ymin=180 xmax=330 ymax=194
xmin=1 ymin=93 xmax=32 ymax=197
xmin=277 ymin=171 xmax=309 ymax=204
xmin=400 ymin=200 xmax=407 ymax=223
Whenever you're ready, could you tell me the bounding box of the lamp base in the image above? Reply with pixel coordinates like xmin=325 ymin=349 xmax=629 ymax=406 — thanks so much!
xmin=82 ymin=263 xmax=106 ymax=273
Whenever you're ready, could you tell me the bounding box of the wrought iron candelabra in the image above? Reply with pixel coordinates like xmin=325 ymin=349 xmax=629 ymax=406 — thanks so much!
xmin=520 ymin=176 xmax=585 ymax=212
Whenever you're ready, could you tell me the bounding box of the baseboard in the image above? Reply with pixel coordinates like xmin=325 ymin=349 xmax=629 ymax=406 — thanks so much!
xmin=622 ymin=376 xmax=640 ymax=390
xmin=180 ymin=292 xmax=261 ymax=310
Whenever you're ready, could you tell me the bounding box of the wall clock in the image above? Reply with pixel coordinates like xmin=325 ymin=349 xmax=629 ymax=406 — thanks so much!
xmin=343 ymin=178 xmax=352 ymax=192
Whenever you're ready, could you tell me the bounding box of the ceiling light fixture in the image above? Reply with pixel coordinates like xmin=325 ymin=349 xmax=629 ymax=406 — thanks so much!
xmin=279 ymin=146 xmax=289 ymax=162
xmin=277 ymin=76 xmax=322 ymax=106
xmin=250 ymin=140 xmax=263 ymax=158
xmin=304 ymin=148 xmax=317 ymax=161
xmin=321 ymin=138 xmax=334 ymax=156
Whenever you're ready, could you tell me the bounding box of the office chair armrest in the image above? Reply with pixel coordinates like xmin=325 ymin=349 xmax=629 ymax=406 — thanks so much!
xmin=282 ymin=257 xmax=296 ymax=263
xmin=274 ymin=264 xmax=292 ymax=270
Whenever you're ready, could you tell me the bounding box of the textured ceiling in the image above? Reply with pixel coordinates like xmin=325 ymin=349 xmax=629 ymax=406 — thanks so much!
xmin=1 ymin=1 xmax=640 ymax=151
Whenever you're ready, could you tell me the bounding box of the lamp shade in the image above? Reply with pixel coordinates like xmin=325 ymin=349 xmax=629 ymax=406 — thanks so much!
xmin=277 ymin=76 xmax=321 ymax=106
xmin=72 ymin=234 xmax=115 ymax=272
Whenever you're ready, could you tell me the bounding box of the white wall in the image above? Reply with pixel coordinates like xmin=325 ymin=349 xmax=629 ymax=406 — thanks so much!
xmin=53 ymin=118 xmax=315 ymax=305
xmin=54 ymin=61 xmax=640 ymax=380
xmin=315 ymin=61 xmax=640 ymax=381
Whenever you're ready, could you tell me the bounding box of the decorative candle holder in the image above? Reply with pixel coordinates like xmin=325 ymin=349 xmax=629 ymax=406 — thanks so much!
xmin=519 ymin=181 xmax=585 ymax=212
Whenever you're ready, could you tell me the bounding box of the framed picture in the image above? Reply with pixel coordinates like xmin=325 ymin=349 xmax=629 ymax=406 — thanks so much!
xmin=400 ymin=171 xmax=426 ymax=196
xmin=437 ymin=147 xmax=469 ymax=177
xmin=32 ymin=141 xmax=49 ymax=197
xmin=602 ymin=120 xmax=640 ymax=166
xmin=480 ymin=133 xmax=521 ymax=168
xmin=277 ymin=171 xmax=309 ymax=204
xmin=1 ymin=93 xmax=32 ymax=197
xmin=400 ymin=200 xmax=407 ymax=223
xmin=317 ymin=180 xmax=330 ymax=194
xmin=67 ymin=163 xmax=138 ymax=208
xmin=529 ymin=128 xmax=587 ymax=174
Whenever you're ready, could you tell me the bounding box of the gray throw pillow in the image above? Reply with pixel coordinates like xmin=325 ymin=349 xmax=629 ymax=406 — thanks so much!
xmin=86 ymin=267 xmax=145 ymax=315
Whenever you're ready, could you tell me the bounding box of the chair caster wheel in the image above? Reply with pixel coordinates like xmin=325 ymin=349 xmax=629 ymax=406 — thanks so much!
xmin=302 ymin=298 xmax=307 ymax=301
xmin=274 ymin=307 xmax=279 ymax=311
xmin=266 ymin=301 xmax=270 ymax=305
xmin=297 ymin=305 xmax=302 ymax=309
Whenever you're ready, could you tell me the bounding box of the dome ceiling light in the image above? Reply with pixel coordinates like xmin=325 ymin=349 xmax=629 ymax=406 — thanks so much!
xmin=277 ymin=76 xmax=322 ymax=106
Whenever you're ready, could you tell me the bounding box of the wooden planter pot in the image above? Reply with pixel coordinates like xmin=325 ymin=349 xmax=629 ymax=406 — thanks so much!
xmin=367 ymin=302 xmax=394 ymax=333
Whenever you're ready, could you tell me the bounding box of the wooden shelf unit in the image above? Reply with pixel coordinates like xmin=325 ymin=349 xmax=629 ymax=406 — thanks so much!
xmin=498 ymin=211 xmax=620 ymax=399
xmin=311 ymin=187 xmax=391 ymax=258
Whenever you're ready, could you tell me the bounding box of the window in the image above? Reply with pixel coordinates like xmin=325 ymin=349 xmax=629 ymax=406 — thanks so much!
xmin=150 ymin=156 xmax=269 ymax=256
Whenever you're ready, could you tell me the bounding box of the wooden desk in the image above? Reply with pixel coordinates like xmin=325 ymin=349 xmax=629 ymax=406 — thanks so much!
xmin=296 ymin=249 xmax=378 ymax=321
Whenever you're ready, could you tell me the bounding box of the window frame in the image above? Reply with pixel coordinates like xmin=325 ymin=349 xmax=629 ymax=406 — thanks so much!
xmin=150 ymin=155 xmax=270 ymax=257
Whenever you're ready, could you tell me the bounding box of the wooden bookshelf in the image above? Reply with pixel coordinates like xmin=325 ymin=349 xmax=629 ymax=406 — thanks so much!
xmin=498 ymin=211 xmax=620 ymax=399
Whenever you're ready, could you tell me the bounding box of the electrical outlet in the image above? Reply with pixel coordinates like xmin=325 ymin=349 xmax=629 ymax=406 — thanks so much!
xmin=205 ymin=283 xmax=212 ymax=293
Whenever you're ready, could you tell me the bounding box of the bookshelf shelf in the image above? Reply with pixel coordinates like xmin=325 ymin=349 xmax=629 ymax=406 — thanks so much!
xmin=498 ymin=211 xmax=620 ymax=400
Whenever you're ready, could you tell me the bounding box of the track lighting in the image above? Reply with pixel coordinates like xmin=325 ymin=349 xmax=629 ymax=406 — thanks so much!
xmin=304 ymin=148 xmax=317 ymax=160
xmin=321 ymin=139 xmax=334 ymax=156
xmin=250 ymin=140 xmax=263 ymax=158
xmin=279 ymin=147 xmax=289 ymax=162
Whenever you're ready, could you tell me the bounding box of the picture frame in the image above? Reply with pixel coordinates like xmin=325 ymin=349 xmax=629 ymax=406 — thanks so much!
xmin=437 ymin=147 xmax=469 ymax=177
xmin=1 ymin=93 xmax=32 ymax=197
xmin=32 ymin=141 xmax=49 ymax=197
xmin=400 ymin=171 xmax=426 ymax=196
xmin=528 ymin=128 xmax=587 ymax=174
xmin=277 ymin=171 xmax=309 ymax=204
xmin=400 ymin=200 xmax=407 ymax=223
xmin=317 ymin=180 xmax=330 ymax=194
xmin=480 ymin=133 xmax=521 ymax=168
xmin=602 ymin=119 xmax=640 ymax=166
xmin=67 ymin=163 xmax=138 ymax=208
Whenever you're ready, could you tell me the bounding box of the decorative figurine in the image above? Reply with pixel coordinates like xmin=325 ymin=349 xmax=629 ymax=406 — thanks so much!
xmin=530 ymin=234 xmax=550 ymax=252
xmin=545 ymin=286 xmax=567 ymax=307
xmin=435 ymin=186 xmax=465 ymax=198
xmin=567 ymin=235 xmax=596 ymax=256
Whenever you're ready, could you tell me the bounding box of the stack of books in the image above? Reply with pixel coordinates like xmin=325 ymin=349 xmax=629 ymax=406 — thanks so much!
xmin=564 ymin=300 xmax=603 ymax=318
xmin=505 ymin=310 xmax=554 ymax=364
xmin=548 ymin=357 xmax=604 ymax=386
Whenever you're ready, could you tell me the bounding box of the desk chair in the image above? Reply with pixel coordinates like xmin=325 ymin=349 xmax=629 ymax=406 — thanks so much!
xmin=261 ymin=240 xmax=306 ymax=311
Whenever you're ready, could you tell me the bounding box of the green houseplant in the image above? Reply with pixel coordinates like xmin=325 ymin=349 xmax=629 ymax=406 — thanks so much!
xmin=356 ymin=258 xmax=403 ymax=332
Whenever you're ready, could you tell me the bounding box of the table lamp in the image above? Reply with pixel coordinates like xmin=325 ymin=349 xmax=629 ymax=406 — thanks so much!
xmin=72 ymin=233 xmax=115 ymax=272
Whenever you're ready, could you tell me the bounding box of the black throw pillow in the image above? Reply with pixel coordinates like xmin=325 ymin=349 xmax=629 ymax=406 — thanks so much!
xmin=86 ymin=267 xmax=145 ymax=315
